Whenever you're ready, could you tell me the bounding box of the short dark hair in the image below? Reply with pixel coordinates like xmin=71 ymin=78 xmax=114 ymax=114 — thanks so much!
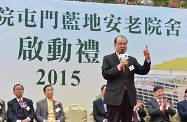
xmin=114 ymin=35 xmax=128 ymax=44
xmin=153 ymin=85 xmax=164 ymax=92
xmin=13 ymin=84 xmax=24 ymax=90
xmin=101 ymin=85 xmax=106 ymax=90
xmin=43 ymin=85 xmax=53 ymax=92
xmin=185 ymin=89 xmax=187 ymax=93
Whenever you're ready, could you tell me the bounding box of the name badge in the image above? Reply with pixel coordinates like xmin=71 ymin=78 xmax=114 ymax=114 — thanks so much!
xmin=129 ymin=65 xmax=134 ymax=71
xmin=55 ymin=107 xmax=61 ymax=112
xmin=26 ymin=106 xmax=30 ymax=111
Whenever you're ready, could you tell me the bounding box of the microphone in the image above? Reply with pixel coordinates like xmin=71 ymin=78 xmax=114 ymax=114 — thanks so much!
xmin=120 ymin=50 xmax=129 ymax=68
xmin=120 ymin=50 xmax=128 ymax=60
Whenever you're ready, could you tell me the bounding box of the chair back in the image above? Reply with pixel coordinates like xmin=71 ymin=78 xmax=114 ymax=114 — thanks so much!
xmin=64 ymin=104 xmax=87 ymax=122
xmin=90 ymin=109 xmax=96 ymax=122
xmin=173 ymin=111 xmax=181 ymax=122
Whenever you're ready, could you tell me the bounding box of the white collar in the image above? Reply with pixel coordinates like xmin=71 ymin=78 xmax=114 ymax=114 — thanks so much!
xmin=155 ymin=98 xmax=163 ymax=103
xmin=17 ymin=98 xmax=23 ymax=102
xmin=116 ymin=52 xmax=121 ymax=59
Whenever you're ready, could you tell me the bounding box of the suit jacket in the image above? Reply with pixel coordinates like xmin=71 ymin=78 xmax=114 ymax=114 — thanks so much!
xmin=177 ymin=99 xmax=187 ymax=122
xmin=0 ymin=99 xmax=6 ymax=122
xmin=93 ymin=98 xmax=108 ymax=122
xmin=102 ymin=53 xmax=151 ymax=106
xmin=136 ymin=108 xmax=146 ymax=122
xmin=147 ymin=98 xmax=176 ymax=122
xmin=7 ymin=97 xmax=35 ymax=122
xmin=35 ymin=98 xmax=65 ymax=122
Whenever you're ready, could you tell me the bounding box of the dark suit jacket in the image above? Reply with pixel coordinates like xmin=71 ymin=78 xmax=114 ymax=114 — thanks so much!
xmin=7 ymin=97 xmax=35 ymax=122
xmin=102 ymin=53 xmax=151 ymax=106
xmin=93 ymin=98 xmax=108 ymax=122
xmin=147 ymin=98 xmax=176 ymax=122
xmin=0 ymin=99 xmax=6 ymax=122
xmin=177 ymin=99 xmax=187 ymax=122
xmin=135 ymin=108 xmax=146 ymax=122
xmin=35 ymin=99 xmax=65 ymax=122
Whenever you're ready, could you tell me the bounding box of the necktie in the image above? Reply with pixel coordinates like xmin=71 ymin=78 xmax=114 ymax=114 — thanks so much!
xmin=159 ymin=100 xmax=164 ymax=113
xmin=103 ymin=104 xmax=108 ymax=116
xmin=19 ymin=99 xmax=23 ymax=106
xmin=133 ymin=110 xmax=138 ymax=122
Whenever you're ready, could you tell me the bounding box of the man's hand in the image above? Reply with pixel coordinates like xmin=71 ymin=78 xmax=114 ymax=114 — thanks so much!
xmin=21 ymin=118 xmax=29 ymax=122
xmin=119 ymin=59 xmax=128 ymax=69
xmin=163 ymin=98 xmax=168 ymax=109
xmin=143 ymin=45 xmax=150 ymax=61
xmin=134 ymin=102 xmax=143 ymax=110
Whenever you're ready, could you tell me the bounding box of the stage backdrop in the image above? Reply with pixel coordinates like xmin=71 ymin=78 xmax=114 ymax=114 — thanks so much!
xmin=1 ymin=0 xmax=187 ymax=121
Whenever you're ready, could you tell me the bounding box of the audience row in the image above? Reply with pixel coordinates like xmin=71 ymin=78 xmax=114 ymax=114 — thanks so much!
xmin=93 ymin=85 xmax=187 ymax=122
xmin=0 ymin=84 xmax=186 ymax=122
xmin=0 ymin=84 xmax=65 ymax=122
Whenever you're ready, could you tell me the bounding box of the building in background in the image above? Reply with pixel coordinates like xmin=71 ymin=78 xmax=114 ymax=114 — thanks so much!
xmin=135 ymin=73 xmax=187 ymax=109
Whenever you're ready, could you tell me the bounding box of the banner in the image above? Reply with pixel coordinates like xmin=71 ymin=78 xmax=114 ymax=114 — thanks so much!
xmin=1 ymin=0 xmax=187 ymax=121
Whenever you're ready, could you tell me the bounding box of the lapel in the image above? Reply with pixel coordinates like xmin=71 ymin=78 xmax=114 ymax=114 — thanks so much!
xmin=124 ymin=56 xmax=133 ymax=73
xmin=22 ymin=98 xmax=29 ymax=115
xmin=98 ymin=99 xmax=106 ymax=114
xmin=22 ymin=97 xmax=27 ymax=103
xmin=112 ymin=53 xmax=120 ymax=65
xmin=184 ymin=99 xmax=187 ymax=105
xmin=44 ymin=99 xmax=48 ymax=112
xmin=53 ymin=100 xmax=56 ymax=115
xmin=13 ymin=98 xmax=19 ymax=113
xmin=153 ymin=98 xmax=160 ymax=107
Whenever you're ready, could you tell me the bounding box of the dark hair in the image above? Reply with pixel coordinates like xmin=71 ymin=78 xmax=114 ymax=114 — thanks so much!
xmin=114 ymin=35 xmax=128 ymax=44
xmin=101 ymin=85 xmax=106 ymax=90
xmin=43 ymin=85 xmax=53 ymax=92
xmin=13 ymin=84 xmax=24 ymax=90
xmin=185 ymin=89 xmax=187 ymax=93
xmin=153 ymin=85 xmax=164 ymax=92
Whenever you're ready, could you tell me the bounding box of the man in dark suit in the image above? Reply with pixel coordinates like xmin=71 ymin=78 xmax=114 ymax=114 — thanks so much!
xmin=101 ymin=35 xmax=151 ymax=122
xmin=147 ymin=85 xmax=176 ymax=122
xmin=0 ymin=99 xmax=6 ymax=122
xmin=7 ymin=84 xmax=35 ymax=122
xmin=132 ymin=101 xmax=146 ymax=122
xmin=177 ymin=89 xmax=187 ymax=122
xmin=36 ymin=85 xmax=65 ymax=122
xmin=93 ymin=85 xmax=108 ymax=122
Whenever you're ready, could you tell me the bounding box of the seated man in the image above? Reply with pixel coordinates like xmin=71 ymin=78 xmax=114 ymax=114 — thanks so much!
xmin=36 ymin=85 xmax=65 ymax=122
xmin=147 ymin=85 xmax=176 ymax=122
xmin=0 ymin=99 xmax=6 ymax=122
xmin=132 ymin=101 xmax=146 ymax=122
xmin=93 ymin=85 xmax=108 ymax=122
xmin=177 ymin=89 xmax=187 ymax=122
xmin=7 ymin=84 xmax=35 ymax=122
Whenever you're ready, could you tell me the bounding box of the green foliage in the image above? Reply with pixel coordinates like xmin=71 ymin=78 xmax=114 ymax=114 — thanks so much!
xmin=100 ymin=0 xmax=118 ymax=3
xmin=180 ymin=0 xmax=187 ymax=8
xmin=153 ymin=0 xmax=168 ymax=7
